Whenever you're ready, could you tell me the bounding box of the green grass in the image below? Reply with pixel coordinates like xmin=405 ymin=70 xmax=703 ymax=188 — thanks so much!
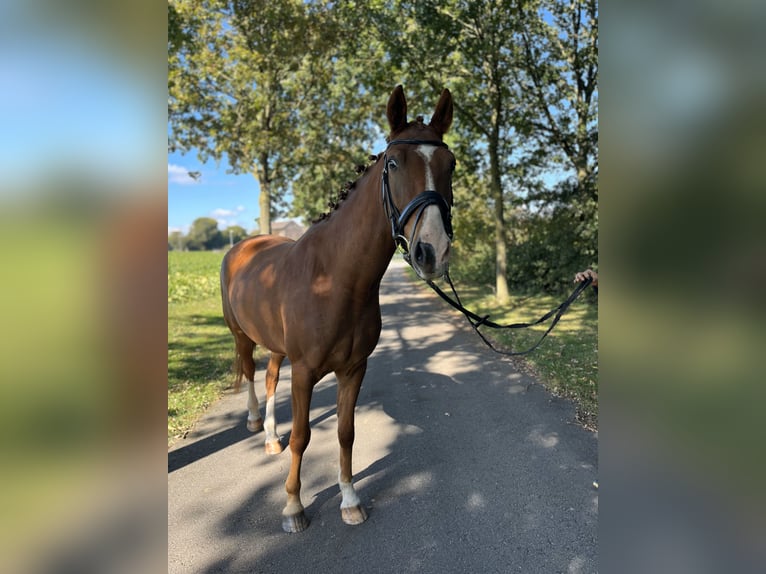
xmin=421 ymin=278 xmax=599 ymax=429
xmin=168 ymin=250 xmax=226 ymax=303
xmin=168 ymin=251 xmax=235 ymax=445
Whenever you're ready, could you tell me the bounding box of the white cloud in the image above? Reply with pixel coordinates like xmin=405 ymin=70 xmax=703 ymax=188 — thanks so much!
xmin=168 ymin=163 xmax=199 ymax=185
xmin=211 ymin=208 xmax=236 ymax=218
xmin=211 ymin=206 xmax=250 ymax=230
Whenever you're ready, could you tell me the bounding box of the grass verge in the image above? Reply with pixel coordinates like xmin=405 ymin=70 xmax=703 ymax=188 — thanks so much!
xmin=168 ymin=251 xmax=233 ymax=446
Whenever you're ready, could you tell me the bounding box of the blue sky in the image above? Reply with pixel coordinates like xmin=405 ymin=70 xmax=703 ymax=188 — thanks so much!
xmin=167 ymin=151 xmax=265 ymax=234
xmin=0 ymin=19 xmax=158 ymax=197
xmin=169 ymin=132 xmax=389 ymax=235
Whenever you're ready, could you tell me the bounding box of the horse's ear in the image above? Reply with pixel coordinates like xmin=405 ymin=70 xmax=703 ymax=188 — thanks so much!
xmin=387 ymin=85 xmax=408 ymax=134
xmin=429 ymin=88 xmax=453 ymax=136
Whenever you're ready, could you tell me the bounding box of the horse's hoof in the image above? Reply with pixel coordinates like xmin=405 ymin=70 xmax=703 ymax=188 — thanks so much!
xmin=247 ymin=418 xmax=263 ymax=433
xmin=341 ymin=505 xmax=368 ymax=525
xmin=282 ymin=511 xmax=309 ymax=533
xmin=264 ymin=439 xmax=283 ymax=455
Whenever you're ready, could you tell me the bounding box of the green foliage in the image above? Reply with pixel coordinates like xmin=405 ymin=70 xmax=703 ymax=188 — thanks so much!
xmin=504 ymin=178 xmax=598 ymax=293
xmin=450 ymin=161 xmax=495 ymax=287
xmin=168 ymin=0 xmax=384 ymax=232
xmin=353 ymin=0 xmax=597 ymax=299
xmin=452 ymin=177 xmax=598 ymax=295
xmin=168 ymin=230 xmax=186 ymax=251
xmin=169 ymin=0 xmax=598 ymax=294
xmin=185 ymin=217 xmax=224 ymax=251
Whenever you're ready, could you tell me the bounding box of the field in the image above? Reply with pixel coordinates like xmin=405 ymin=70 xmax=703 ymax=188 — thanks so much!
xmin=168 ymin=251 xmax=598 ymax=445
xmin=168 ymin=251 xmax=237 ymax=445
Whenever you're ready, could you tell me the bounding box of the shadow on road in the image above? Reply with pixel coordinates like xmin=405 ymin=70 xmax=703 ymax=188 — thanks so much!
xmin=168 ymin=264 xmax=598 ymax=574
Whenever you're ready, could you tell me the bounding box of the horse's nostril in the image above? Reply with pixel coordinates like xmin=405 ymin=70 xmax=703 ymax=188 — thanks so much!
xmin=414 ymin=242 xmax=436 ymax=268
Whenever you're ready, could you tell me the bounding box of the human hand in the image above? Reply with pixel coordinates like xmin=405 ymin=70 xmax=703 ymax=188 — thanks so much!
xmin=574 ymin=269 xmax=598 ymax=287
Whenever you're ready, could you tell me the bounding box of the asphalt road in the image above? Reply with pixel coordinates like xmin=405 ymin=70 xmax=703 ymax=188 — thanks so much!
xmin=168 ymin=260 xmax=598 ymax=574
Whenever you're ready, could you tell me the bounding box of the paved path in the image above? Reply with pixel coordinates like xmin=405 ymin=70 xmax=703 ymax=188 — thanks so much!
xmin=168 ymin=260 xmax=598 ymax=573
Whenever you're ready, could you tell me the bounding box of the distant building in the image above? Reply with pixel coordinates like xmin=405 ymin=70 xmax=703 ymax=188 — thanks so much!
xmin=253 ymin=220 xmax=306 ymax=240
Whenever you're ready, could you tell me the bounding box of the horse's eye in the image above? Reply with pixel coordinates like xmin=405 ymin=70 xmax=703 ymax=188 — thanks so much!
xmin=387 ymin=158 xmax=398 ymax=171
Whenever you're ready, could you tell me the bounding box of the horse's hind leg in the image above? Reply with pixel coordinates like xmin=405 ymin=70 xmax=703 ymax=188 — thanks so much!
xmin=263 ymin=352 xmax=285 ymax=454
xmin=236 ymin=337 xmax=264 ymax=433
xmin=335 ymin=361 xmax=369 ymax=525
xmin=246 ymin=381 xmax=263 ymax=432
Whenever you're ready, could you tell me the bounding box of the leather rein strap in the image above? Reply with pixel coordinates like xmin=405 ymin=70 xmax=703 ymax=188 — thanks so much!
xmin=426 ymin=272 xmax=594 ymax=356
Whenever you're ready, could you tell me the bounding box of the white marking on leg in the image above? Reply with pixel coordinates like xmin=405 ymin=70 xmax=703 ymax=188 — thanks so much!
xmin=264 ymin=395 xmax=278 ymax=442
xmin=247 ymin=379 xmax=260 ymax=422
xmin=338 ymin=471 xmax=361 ymax=509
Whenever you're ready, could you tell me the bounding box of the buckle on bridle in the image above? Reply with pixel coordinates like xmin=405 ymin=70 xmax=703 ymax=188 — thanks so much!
xmin=394 ymin=233 xmax=410 ymax=255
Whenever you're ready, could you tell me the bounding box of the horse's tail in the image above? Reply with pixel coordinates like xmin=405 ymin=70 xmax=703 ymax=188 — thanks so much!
xmin=220 ymin=249 xmax=246 ymax=393
xmin=231 ymin=344 xmax=246 ymax=393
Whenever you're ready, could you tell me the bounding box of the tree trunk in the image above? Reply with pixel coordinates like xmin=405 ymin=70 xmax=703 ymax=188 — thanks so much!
xmin=257 ymin=152 xmax=272 ymax=235
xmin=489 ymin=135 xmax=509 ymax=304
xmin=259 ymin=181 xmax=271 ymax=235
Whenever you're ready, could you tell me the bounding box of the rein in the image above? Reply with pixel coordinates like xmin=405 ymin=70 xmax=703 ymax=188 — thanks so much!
xmin=426 ymin=273 xmax=593 ymax=356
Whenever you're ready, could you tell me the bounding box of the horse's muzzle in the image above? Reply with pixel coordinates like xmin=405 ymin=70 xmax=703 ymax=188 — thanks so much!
xmin=410 ymin=237 xmax=450 ymax=280
xmin=414 ymin=241 xmax=436 ymax=270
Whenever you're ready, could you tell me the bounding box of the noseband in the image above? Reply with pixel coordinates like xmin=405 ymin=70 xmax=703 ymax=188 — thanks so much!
xmin=381 ymin=139 xmax=453 ymax=264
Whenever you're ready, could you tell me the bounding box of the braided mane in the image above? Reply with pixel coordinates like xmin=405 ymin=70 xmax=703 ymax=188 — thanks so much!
xmin=311 ymin=153 xmax=382 ymax=224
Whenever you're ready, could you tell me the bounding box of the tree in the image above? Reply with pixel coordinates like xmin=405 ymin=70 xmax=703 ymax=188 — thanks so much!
xmin=516 ymin=0 xmax=598 ymax=197
xmin=223 ymin=225 xmax=248 ymax=246
xmin=169 ymin=1 xmax=389 ymax=233
xmin=512 ymin=0 xmax=598 ymax=281
xmin=168 ymin=230 xmax=187 ymax=251
xmin=357 ymin=0 xmax=597 ymax=300
xmin=286 ymin=47 xmax=385 ymax=223
xmin=359 ymin=0 xmax=533 ymax=302
xmin=169 ymin=0 xmax=323 ymax=234
xmin=186 ymin=217 xmax=224 ymax=250
xmin=168 ymin=1 xmax=597 ymax=291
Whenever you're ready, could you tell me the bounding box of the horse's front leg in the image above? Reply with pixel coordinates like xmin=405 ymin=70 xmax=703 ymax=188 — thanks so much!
xmin=335 ymin=361 xmax=369 ymax=526
xmin=282 ymin=364 xmax=315 ymax=533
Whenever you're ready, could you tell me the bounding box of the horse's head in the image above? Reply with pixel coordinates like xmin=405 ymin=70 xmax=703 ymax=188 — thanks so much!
xmin=383 ymin=85 xmax=455 ymax=280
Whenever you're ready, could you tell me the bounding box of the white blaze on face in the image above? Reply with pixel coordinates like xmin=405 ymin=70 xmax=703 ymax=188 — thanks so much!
xmin=411 ymin=144 xmax=451 ymax=276
xmin=415 ymin=144 xmax=438 ymax=190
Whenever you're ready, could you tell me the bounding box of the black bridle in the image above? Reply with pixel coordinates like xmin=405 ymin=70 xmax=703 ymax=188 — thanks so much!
xmin=380 ymin=138 xmax=593 ymax=357
xmin=381 ymin=139 xmax=453 ymax=264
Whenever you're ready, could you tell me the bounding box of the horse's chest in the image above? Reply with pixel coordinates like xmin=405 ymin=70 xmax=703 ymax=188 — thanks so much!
xmin=286 ymin=298 xmax=381 ymax=370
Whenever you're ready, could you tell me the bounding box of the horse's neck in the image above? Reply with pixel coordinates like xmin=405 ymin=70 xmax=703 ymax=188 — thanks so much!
xmin=312 ymin=163 xmax=395 ymax=292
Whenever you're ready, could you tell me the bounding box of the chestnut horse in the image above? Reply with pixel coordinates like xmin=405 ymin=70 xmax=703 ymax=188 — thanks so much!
xmin=220 ymin=85 xmax=455 ymax=532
